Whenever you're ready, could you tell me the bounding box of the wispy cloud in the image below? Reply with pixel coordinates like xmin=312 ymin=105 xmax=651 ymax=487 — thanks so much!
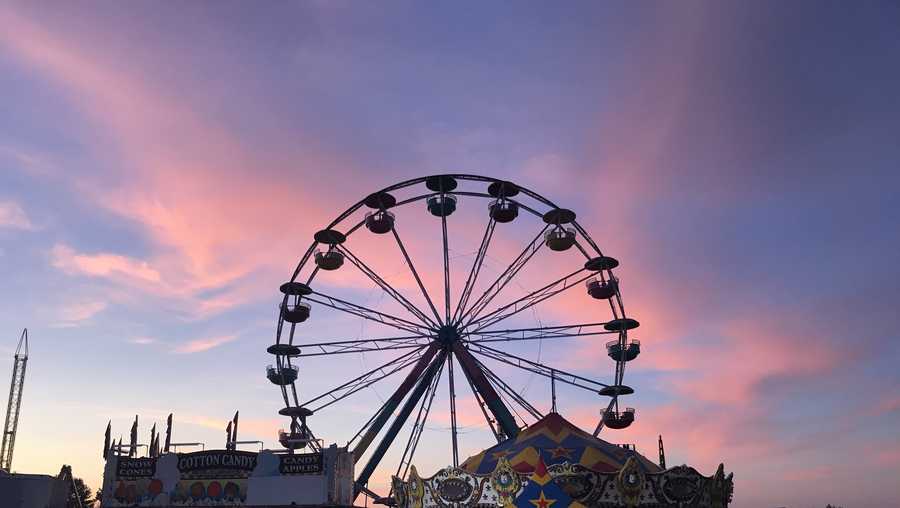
xmin=128 ymin=336 xmax=157 ymax=345
xmin=0 ymin=144 xmax=56 ymax=176
xmin=0 ymin=9 xmax=346 ymax=317
xmin=55 ymin=300 xmax=107 ymax=327
xmin=172 ymin=334 xmax=237 ymax=354
xmin=0 ymin=200 xmax=35 ymax=230
xmin=51 ymin=243 xmax=161 ymax=283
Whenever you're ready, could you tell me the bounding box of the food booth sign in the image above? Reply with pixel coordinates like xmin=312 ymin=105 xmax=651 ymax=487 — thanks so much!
xmin=116 ymin=457 xmax=157 ymax=478
xmin=177 ymin=450 xmax=258 ymax=474
xmin=279 ymin=452 xmax=324 ymax=474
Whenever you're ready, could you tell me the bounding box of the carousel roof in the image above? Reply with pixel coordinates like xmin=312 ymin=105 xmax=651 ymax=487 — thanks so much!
xmin=460 ymin=412 xmax=661 ymax=475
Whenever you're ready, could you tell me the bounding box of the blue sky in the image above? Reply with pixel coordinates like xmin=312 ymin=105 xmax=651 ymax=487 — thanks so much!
xmin=1 ymin=2 xmax=899 ymax=506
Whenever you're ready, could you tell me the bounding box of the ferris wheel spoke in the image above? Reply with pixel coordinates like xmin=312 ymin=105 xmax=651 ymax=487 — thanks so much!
xmin=391 ymin=226 xmax=444 ymax=326
xmin=452 ymin=217 xmax=496 ymax=324
xmin=394 ymin=356 xmax=444 ymax=483
xmin=459 ymin=358 xmax=503 ymax=443
xmin=447 ymin=352 xmax=459 ymax=466
xmin=336 ymin=244 xmax=439 ymax=328
xmin=346 ymin=347 xmax=437 ymax=450
xmin=355 ymin=349 xmax=448 ymax=496
xmin=343 ymin=217 xmax=367 ymax=237
xmin=294 ymin=335 xmax=434 ymax=357
xmin=571 ymin=220 xmax=604 ymax=257
xmin=455 ymin=224 xmax=550 ymax=327
xmin=303 ymin=347 xmax=427 ymax=412
xmin=572 ymin=239 xmax=592 ymax=260
xmin=467 ymin=322 xmax=618 ymax=343
xmin=306 ymin=291 xmax=431 ymax=336
xmin=466 ymin=342 xmax=609 ymax=391
xmin=450 ymin=342 xmax=520 ymax=439
xmin=289 ymin=382 xmax=301 ymax=407
xmin=305 ymin=265 xmax=321 ymax=285
xmin=467 ymin=269 xmax=593 ymax=333
xmin=351 ymin=343 xmax=441 ymax=464
xmin=472 ymin=355 xmax=543 ymax=421
xmin=442 ymin=214 xmax=452 ymax=323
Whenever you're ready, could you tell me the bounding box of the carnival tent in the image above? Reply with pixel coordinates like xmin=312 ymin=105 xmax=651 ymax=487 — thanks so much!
xmin=460 ymin=413 xmax=661 ymax=475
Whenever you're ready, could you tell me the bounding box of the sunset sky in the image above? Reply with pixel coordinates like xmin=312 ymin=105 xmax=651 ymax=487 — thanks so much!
xmin=1 ymin=2 xmax=899 ymax=507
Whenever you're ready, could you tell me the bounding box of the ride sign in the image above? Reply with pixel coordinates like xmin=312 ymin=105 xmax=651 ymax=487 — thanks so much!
xmin=279 ymin=452 xmax=324 ymax=474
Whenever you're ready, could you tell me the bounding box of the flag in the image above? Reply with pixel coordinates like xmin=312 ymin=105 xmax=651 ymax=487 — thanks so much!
xmin=164 ymin=413 xmax=173 ymax=453
xmin=129 ymin=416 xmax=138 ymax=458
xmin=149 ymin=423 xmax=157 ymax=458
xmin=103 ymin=421 xmax=111 ymax=460
xmin=232 ymin=411 xmax=239 ymax=449
xmin=226 ymin=421 xmax=233 ymax=450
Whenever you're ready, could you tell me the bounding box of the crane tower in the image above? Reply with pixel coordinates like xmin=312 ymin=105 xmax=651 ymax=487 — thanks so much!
xmin=1 ymin=328 xmax=28 ymax=472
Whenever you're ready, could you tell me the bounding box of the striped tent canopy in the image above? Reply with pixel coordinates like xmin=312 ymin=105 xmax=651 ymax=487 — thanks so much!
xmin=460 ymin=412 xmax=661 ymax=475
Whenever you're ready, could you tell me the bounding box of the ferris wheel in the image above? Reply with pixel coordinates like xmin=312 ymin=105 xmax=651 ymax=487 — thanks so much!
xmin=266 ymin=174 xmax=641 ymax=498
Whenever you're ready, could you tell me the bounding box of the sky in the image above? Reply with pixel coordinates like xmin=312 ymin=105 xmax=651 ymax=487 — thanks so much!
xmin=1 ymin=1 xmax=899 ymax=506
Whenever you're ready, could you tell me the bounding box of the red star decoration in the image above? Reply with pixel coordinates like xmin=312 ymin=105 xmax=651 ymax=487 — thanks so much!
xmin=528 ymin=491 xmax=556 ymax=508
xmin=548 ymin=446 xmax=574 ymax=459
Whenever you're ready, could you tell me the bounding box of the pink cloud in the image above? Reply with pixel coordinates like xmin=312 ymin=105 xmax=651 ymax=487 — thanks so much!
xmin=172 ymin=334 xmax=237 ymax=354
xmin=666 ymin=318 xmax=843 ymax=406
xmin=874 ymin=395 xmax=900 ymax=416
xmin=0 ymin=8 xmax=354 ymax=316
xmin=50 ymin=242 xmax=268 ymax=321
xmin=0 ymin=200 xmax=35 ymax=230
xmin=51 ymin=243 xmax=161 ymax=283
xmin=54 ymin=299 xmax=108 ymax=327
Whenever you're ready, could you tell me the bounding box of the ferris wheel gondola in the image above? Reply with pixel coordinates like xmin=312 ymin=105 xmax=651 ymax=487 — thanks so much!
xmin=266 ymin=174 xmax=642 ymax=499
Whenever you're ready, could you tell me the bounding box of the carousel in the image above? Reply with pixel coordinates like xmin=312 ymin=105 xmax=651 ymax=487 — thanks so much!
xmin=393 ymin=412 xmax=733 ymax=508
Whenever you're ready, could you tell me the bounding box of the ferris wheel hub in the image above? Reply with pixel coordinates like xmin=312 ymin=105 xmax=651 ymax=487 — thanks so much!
xmin=436 ymin=325 xmax=462 ymax=346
